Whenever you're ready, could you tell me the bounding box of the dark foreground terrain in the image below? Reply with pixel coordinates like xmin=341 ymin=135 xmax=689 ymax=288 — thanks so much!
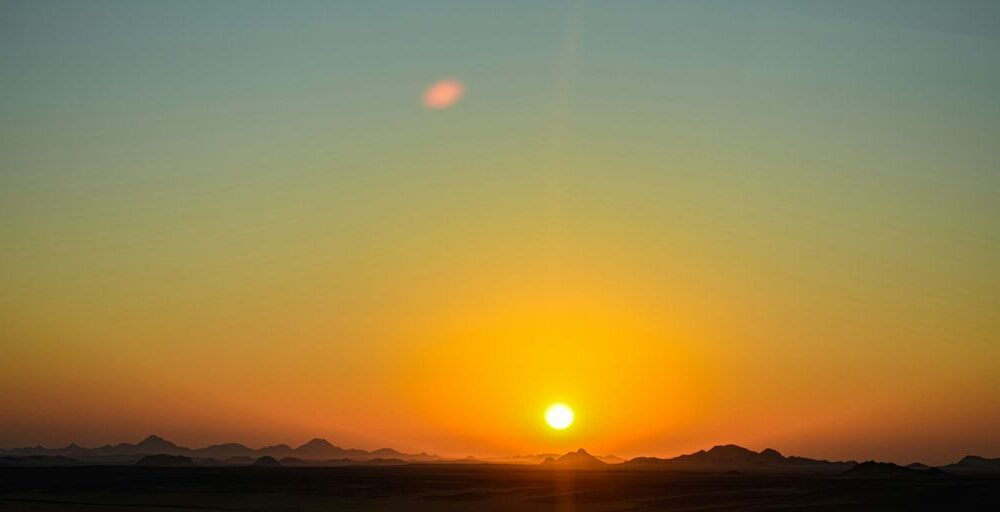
xmin=1 ymin=465 xmax=999 ymax=512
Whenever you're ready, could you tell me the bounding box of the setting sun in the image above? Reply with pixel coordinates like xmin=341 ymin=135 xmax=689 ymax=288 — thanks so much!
xmin=545 ymin=404 xmax=574 ymax=430
xmin=2 ymin=2 xmax=998 ymax=510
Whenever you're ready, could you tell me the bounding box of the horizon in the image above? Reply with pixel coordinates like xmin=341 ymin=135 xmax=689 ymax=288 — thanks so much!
xmin=1 ymin=432 xmax=991 ymax=467
xmin=2 ymin=0 xmax=998 ymax=472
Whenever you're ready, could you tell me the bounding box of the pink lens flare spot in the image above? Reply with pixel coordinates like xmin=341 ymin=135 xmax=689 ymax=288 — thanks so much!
xmin=423 ymin=79 xmax=465 ymax=109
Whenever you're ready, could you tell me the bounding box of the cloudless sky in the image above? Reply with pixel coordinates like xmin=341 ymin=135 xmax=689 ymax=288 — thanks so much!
xmin=1 ymin=0 xmax=998 ymax=465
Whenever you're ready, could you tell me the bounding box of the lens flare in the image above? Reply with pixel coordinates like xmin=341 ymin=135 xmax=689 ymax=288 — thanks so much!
xmin=422 ymin=79 xmax=464 ymax=109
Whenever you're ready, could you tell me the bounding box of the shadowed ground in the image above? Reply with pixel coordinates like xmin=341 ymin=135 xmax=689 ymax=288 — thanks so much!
xmin=1 ymin=465 xmax=999 ymax=511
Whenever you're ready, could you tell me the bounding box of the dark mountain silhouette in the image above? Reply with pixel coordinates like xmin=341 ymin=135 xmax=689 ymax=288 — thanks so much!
xmin=295 ymin=438 xmax=336 ymax=452
xmin=89 ymin=435 xmax=187 ymax=457
xmin=135 ymin=454 xmax=195 ymax=467
xmin=252 ymin=456 xmax=281 ymax=467
xmin=370 ymin=447 xmax=406 ymax=458
xmin=906 ymin=462 xmax=930 ymax=470
xmin=136 ymin=435 xmax=183 ymax=453
xmin=542 ymin=449 xmax=607 ymax=469
xmin=943 ymin=455 xmax=1000 ymax=473
xmin=625 ymin=444 xmax=856 ymax=473
xmin=2 ymin=443 xmax=97 ymax=458
xmin=259 ymin=444 xmax=294 ymax=458
xmin=193 ymin=443 xmax=255 ymax=458
xmin=2 ymin=435 xmax=437 ymax=463
xmin=293 ymin=438 xmax=369 ymax=459
xmin=839 ymin=461 xmax=950 ymax=479
xmin=597 ymin=454 xmax=625 ymax=464
xmin=4 ymin=437 xmax=998 ymax=474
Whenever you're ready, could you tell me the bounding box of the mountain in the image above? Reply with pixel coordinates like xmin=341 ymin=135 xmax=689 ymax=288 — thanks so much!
xmin=5 ymin=437 xmax=996 ymax=472
xmin=675 ymin=445 xmax=783 ymax=465
xmin=370 ymin=447 xmax=405 ymax=457
xmin=193 ymin=443 xmax=255 ymax=458
xmin=625 ymin=445 xmax=856 ymax=473
xmin=368 ymin=447 xmax=439 ymax=462
xmin=3 ymin=443 xmax=95 ymax=457
xmin=293 ymin=438 xmax=368 ymax=459
xmin=290 ymin=438 xmax=437 ymax=461
xmin=943 ymin=455 xmax=1000 ymax=472
xmin=542 ymin=449 xmax=607 ymax=469
xmin=596 ymin=454 xmax=625 ymax=464
xmin=89 ymin=435 xmax=188 ymax=457
xmin=839 ymin=461 xmax=949 ymax=479
xmin=135 ymin=435 xmax=184 ymax=454
xmin=258 ymin=444 xmax=294 ymax=458
xmin=251 ymin=456 xmax=281 ymax=467
xmin=0 ymin=435 xmax=437 ymax=463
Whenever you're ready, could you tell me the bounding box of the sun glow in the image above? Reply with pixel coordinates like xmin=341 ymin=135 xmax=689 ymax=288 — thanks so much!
xmin=545 ymin=403 xmax=574 ymax=430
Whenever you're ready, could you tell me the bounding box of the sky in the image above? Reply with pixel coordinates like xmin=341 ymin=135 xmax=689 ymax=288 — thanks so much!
xmin=1 ymin=1 xmax=998 ymax=465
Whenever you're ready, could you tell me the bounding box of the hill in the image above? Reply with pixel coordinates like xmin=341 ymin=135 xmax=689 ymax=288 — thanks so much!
xmin=193 ymin=443 xmax=255 ymax=458
xmin=625 ymin=445 xmax=855 ymax=473
xmin=839 ymin=461 xmax=949 ymax=479
xmin=541 ymin=449 xmax=607 ymax=469
xmin=943 ymin=455 xmax=1000 ymax=473
xmin=251 ymin=456 xmax=281 ymax=467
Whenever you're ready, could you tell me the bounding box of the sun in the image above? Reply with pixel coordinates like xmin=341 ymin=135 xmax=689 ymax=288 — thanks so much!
xmin=545 ymin=403 xmax=574 ymax=430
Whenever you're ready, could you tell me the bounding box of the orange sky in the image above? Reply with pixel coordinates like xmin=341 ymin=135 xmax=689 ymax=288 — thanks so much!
xmin=1 ymin=1 xmax=998 ymax=466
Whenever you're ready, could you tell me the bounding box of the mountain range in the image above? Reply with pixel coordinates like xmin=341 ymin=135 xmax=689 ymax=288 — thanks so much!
xmin=472 ymin=452 xmax=623 ymax=465
xmin=624 ymin=444 xmax=857 ymax=473
xmin=2 ymin=437 xmax=998 ymax=474
xmin=0 ymin=435 xmax=438 ymax=464
xmin=837 ymin=461 xmax=951 ymax=479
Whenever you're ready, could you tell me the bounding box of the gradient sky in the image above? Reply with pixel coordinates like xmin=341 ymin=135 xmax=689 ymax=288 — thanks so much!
xmin=1 ymin=1 xmax=998 ymax=465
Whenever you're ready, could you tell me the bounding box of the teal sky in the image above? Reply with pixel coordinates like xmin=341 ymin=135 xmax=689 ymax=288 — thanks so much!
xmin=1 ymin=1 xmax=998 ymax=464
